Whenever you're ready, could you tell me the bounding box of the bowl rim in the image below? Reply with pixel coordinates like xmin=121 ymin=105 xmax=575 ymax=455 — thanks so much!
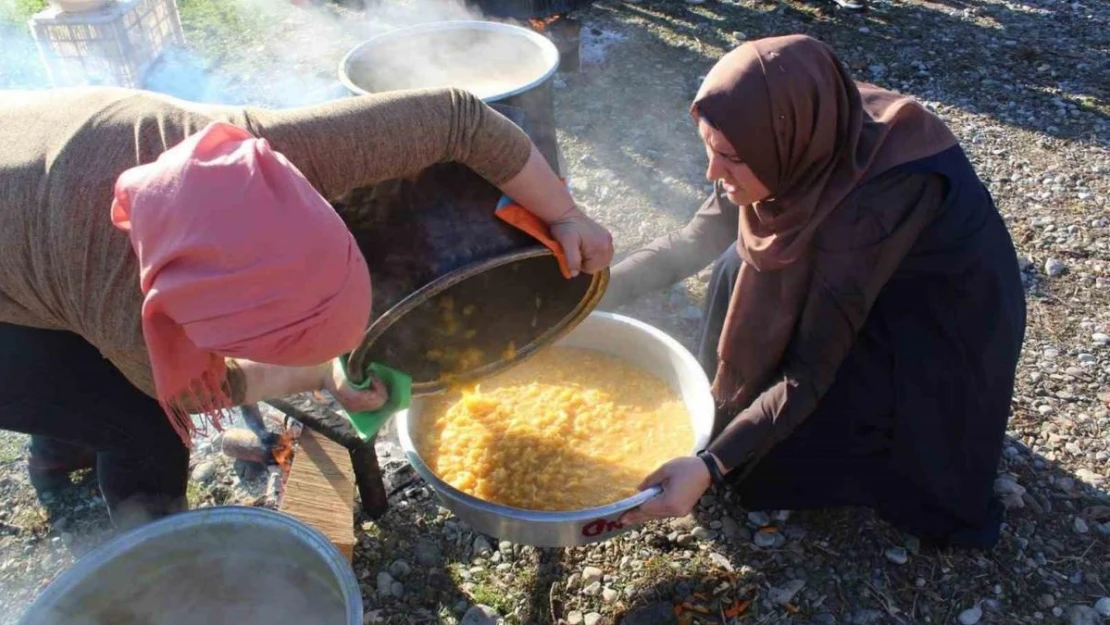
xmin=337 ymin=19 xmax=562 ymax=102
xmin=394 ymin=310 xmax=714 ymax=522
xmin=19 ymin=506 xmax=362 ymax=625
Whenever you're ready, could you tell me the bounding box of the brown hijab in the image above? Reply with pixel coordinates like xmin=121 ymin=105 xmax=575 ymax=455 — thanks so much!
xmin=691 ymin=34 xmax=957 ymax=418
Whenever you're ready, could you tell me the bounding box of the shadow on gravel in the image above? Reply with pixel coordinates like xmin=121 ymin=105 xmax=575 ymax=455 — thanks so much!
xmin=624 ymin=432 xmax=1110 ymax=624
xmin=575 ymin=0 xmax=1107 ymax=155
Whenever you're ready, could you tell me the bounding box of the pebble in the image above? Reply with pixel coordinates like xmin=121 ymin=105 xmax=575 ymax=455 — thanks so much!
xmin=582 ymin=566 xmax=603 ymax=585
xmin=1046 ymin=258 xmax=1068 ymax=277
xmin=389 ymin=559 xmax=411 ymax=579
xmin=753 ymin=530 xmax=777 ymax=548
xmin=850 ymin=609 xmax=885 ymax=625
xmin=583 ymin=581 xmax=602 ymax=596
xmin=377 ymin=571 xmax=395 ymax=598
xmin=602 ymin=587 xmax=618 ymax=602
xmin=1039 ymin=593 xmax=1056 ymax=608
xmin=190 ymin=461 xmax=217 ymax=483
xmin=1094 ymin=597 xmax=1110 ymax=617
xmin=390 ymin=581 xmax=403 ymax=598
xmin=1095 ymin=333 xmax=1110 ymax=345
xmin=885 ymin=546 xmax=909 ymax=565
xmin=1074 ymin=516 xmax=1090 ymax=534
xmin=461 ymin=605 xmax=501 ymax=625
xmin=621 ymin=602 xmax=674 ymax=625
xmin=583 ymin=613 xmax=602 ymax=625
xmin=691 ymin=527 xmax=711 ymax=541
xmin=747 ymin=511 xmax=771 ymax=526
xmin=567 ymin=611 xmax=584 ymax=625
xmin=1066 ymin=605 xmax=1101 ymax=625
xmin=708 ymin=552 xmax=733 ymax=571
xmin=495 ymin=563 xmax=512 ymax=573
xmin=770 ymin=579 xmax=806 ymax=605
xmin=958 ymin=604 xmax=983 ymax=625
xmin=720 ymin=516 xmax=747 ymax=542
xmin=473 ymin=535 xmax=493 ymax=557
xmin=415 ymin=540 xmax=442 ymax=567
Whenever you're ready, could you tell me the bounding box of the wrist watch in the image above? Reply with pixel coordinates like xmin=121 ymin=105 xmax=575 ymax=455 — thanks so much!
xmin=697 ymin=450 xmax=726 ymax=488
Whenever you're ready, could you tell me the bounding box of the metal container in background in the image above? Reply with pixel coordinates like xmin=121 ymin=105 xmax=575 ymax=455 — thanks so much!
xmin=333 ymin=22 xmax=604 ymax=391
xmin=395 ymin=312 xmax=717 ymax=548
xmin=17 ymin=507 xmax=362 ymax=625
xmin=339 ymin=20 xmax=563 ymax=174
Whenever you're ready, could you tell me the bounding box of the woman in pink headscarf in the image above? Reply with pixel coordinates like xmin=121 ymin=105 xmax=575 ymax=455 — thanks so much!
xmin=0 ymin=86 xmax=612 ymax=529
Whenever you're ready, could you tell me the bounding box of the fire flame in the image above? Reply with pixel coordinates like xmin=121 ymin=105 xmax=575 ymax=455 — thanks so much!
xmin=272 ymin=429 xmax=294 ymax=478
xmin=529 ymin=15 xmax=562 ymax=32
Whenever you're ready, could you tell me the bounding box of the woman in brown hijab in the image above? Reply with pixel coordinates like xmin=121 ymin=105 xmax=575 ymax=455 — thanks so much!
xmin=614 ymin=35 xmax=1026 ymax=550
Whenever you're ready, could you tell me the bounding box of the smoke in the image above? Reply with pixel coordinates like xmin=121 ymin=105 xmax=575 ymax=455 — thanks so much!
xmin=1 ymin=0 xmax=543 ymax=107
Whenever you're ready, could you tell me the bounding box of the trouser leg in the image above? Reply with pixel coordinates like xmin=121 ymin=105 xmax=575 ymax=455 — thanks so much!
xmin=0 ymin=323 xmax=189 ymax=530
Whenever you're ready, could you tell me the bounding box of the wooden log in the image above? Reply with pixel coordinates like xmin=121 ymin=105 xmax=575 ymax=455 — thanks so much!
xmin=278 ymin=428 xmax=356 ymax=562
xmin=266 ymin=399 xmax=391 ymax=519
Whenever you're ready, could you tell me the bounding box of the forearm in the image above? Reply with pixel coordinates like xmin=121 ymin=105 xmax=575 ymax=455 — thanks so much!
xmin=496 ymin=143 xmax=577 ymax=224
xmin=601 ymin=231 xmax=729 ymax=309
xmin=243 ymin=88 xmax=533 ymax=200
xmin=227 ymin=359 xmax=330 ymax=405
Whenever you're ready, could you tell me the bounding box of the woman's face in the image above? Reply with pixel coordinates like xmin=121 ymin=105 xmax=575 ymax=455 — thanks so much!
xmin=698 ymin=116 xmax=771 ymax=206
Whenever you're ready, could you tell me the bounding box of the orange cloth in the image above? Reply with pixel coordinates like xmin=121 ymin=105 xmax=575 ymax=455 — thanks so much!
xmin=110 ymin=121 xmax=371 ymax=446
xmin=495 ymin=193 xmax=571 ymax=279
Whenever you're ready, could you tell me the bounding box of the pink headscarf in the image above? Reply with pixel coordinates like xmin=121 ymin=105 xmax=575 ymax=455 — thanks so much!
xmin=110 ymin=121 xmax=371 ymax=446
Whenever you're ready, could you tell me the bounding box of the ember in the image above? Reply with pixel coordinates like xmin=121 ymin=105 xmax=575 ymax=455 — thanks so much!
xmin=272 ymin=429 xmax=295 ymax=478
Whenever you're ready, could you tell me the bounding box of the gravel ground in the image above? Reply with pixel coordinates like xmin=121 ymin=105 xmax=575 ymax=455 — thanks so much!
xmin=1 ymin=0 xmax=1109 ymax=623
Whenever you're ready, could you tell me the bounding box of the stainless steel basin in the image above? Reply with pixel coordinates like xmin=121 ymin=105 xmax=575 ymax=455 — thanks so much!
xmin=396 ymin=311 xmax=716 ymax=547
xmin=338 ymin=20 xmax=559 ymax=102
xmin=18 ymin=506 xmax=362 ymax=625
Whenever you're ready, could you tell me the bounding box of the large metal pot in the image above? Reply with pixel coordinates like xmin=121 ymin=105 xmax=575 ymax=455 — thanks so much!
xmin=338 ymin=20 xmax=562 ymax=174
xmin=17 ymin=507 xmax=362 ymax=625
xmin=395 ymin=312 xmax=716 ymax=548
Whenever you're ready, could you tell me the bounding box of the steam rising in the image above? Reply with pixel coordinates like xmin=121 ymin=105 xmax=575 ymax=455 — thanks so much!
xmin=0 ymin=0 xmax=536 ymax=106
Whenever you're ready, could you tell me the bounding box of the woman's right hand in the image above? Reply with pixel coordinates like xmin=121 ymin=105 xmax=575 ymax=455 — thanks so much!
xmin=548 ymin=207 xmax=614 ymax=277
xmin=322 ymin=359 xmax=389 ymax=413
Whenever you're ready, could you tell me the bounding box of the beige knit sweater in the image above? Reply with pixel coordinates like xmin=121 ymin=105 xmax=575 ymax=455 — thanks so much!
xmin=0 ymin=86 xmax=533 ymax=400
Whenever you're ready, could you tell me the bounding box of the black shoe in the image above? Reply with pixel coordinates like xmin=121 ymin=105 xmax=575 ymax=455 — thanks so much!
xmin=27 ymin=436 xmax=96 ymax=494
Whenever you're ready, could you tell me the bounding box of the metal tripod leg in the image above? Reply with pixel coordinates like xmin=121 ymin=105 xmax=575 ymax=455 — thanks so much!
xmin=264 ymin=399 xmax=390 ymax=519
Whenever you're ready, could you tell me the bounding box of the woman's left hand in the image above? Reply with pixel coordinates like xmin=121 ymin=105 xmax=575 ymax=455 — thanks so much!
xmin=322 ymin=359 xmax=389 ymax=413
xmin=548 ymin=207 xmax=614 ymax=277
xmin=619 ymin=456 xmax=712 ymax=525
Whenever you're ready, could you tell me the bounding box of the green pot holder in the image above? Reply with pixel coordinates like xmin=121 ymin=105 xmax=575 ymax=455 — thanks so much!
xmin=337 ymin=354 xmax=413 ymax=442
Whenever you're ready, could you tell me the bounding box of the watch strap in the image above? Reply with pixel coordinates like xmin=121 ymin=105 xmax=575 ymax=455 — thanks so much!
xmin=697 ymin=450 xmax=726 ymax=488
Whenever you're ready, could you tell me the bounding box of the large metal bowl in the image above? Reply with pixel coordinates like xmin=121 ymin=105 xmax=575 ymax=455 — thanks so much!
xmin=338 ymin=20 xmax=559 ymax=102
xmin=396 ymin=312 xmax=716 ymax=547
xmin=17 ymin=507 xmax=362 ymax=625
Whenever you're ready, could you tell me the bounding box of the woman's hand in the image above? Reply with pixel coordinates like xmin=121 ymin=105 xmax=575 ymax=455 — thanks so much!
xmin=549 ymin=207 xmax=614 ymax=277
xmin=322 ymin=358 xmax=389 ymax=413
xmin=619 ymin=456 xmax=712 ymax=525
xmin=497 ymin=145 xmax=615 ymax=276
